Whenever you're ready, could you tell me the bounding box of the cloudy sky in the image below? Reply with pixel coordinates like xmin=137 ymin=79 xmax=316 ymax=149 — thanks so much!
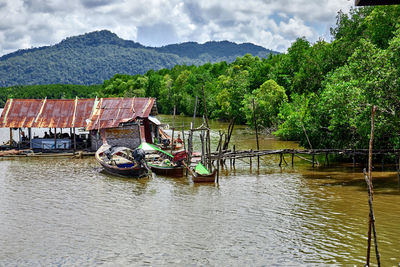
xmin=0 ymin=0 xmax=354 ymax=56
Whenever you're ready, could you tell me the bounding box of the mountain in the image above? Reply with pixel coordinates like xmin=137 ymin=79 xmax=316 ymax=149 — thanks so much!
xmin=0 ymin=30 xmax=278 ymax=87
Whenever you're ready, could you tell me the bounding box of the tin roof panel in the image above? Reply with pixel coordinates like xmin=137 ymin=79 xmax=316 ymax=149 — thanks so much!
xmin=1 ymin=97 xmax=156 ymax=129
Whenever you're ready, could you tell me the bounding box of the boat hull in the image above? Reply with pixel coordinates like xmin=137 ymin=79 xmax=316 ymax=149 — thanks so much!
xmin=149 ymin=164 xmax=184 ymax=177
xmin=95 ymin=146 xmax=149 ymax=178
xmin=98 ymin=159 xmax=149 ymax=178
xmin=192 ymin=170 xmax=216 ymax=183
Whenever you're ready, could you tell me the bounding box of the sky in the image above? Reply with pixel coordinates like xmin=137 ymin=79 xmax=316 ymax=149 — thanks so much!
xmin=0 ymin=0 xmax=354 ymax=56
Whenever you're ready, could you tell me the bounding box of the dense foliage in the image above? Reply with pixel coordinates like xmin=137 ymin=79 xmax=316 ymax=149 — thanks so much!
xmin=96 ymin=6 xmax=400 ymax=150
xmin=1 ymin=6 xmax=400 ymax=150
xmin=0 ymin=30 xmax=275 ymax=87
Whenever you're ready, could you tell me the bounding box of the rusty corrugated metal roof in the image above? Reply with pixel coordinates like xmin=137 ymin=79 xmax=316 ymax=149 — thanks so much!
xmin=0 ymin=97 xmax=156 ymax=129
xmin=86 ymin=97 xmax=155 ymax=130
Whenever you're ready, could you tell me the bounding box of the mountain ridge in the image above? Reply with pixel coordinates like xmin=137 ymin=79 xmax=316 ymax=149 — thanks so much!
xmin=0 ymin=30 xmax=278 ymax=86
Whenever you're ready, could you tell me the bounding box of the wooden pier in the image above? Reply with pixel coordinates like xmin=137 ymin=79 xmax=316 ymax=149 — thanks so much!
xmin=208 ymin=148 xmax=400 ymax=167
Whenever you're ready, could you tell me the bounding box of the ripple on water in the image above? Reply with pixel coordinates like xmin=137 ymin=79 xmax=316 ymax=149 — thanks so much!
xmin=0 ymin=156 xmax=399 ymax=266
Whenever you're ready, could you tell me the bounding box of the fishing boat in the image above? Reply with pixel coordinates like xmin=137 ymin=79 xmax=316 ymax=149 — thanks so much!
xmin=95 ymin=144 xmax=150 ymax=178
xmin=192 ymin=162 xmax=216 ymax=183
xmin=139 ymin=142 xmax=186 ymax=177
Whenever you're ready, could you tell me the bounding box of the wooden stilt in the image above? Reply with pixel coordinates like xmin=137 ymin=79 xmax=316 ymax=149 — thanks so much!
xmin=73 ymin=127 xmax=76 ymax=151
xmin=171 ymin=105 xmax=176 ymax=155
xmin=18 ymin=128 xmax=21 ymax=149
xmin=54 ymin=128 xmax=57 ymax=150
xmin=279 ymin=153 xmax=282 ymax=167
xmin=233 ymin=145 xmax=236 ymax=167
xmin=252 ymin=99 xmax=260 ymax=169
xmin=366 ymin=105 xmax=376 ymax=267
xmin=291 ymin=153 xmax=294 ymax=167
xmin=200 ymin=131 xmax=205 ymax=166
xmin=216 ymin=132 xmax=224 ymax=183
xmin=312 ymin=154 xmax=315 ymax=168
xmin=28 ymin=128 xmax=32 ymax=149
xmin=9 ymin=128 xmax=13 ymax=147
xmin=364 ymin=169 xmax=381 ymax=267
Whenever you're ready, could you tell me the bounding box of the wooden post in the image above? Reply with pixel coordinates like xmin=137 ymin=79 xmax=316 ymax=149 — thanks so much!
xmin=364 ymin=169 xmax=381 ymax=267
xmin=54 ymin=128 xmax=57 ymax=150
xmin=187 ymin=97 xmax=197 ymax=172
xmin=312 ymin=154 xmax=315 ymax=168
xmin=201 ymin=86 xmax=212 ymax=170
xmin=366 ymin=105 xmax=376 ymax=267
xmin=200 ymin=131 xmax=205 ymax=166
xmin=73 ymin=127 xmax=77 ymax=152
xmin=250 ymin=149 xmax=253 ymax=168
xmin=28 ymin=128 xmax=32 ymax=149
xmin=9 ymin=128 xmax=13 ymax=147
xmin=252 ymin=99 xmax=260 ymax=169
xmin=182 ymin=122 xmax=186 ymax=152
xmin=233 ymin=145 xmax=236 ymax=167
xmin=171 ymin=105 xmax=176 ymax=155
xmin=216 ymin=131 xmax=224 ymax=183
xmin=279 ymin=153 xmax=282 ymax=167
xmin=18 ymin=128 xmax=21 ymax=149
xmin=188 ymin=123 xmax=193 ymax=169
xmin=192 ymin=96 xmax=198 ymax=128
xmin=202 ymin=86 xmax=209 ymax=127
xmin=291 ymin=153 xmax=294 ymax=167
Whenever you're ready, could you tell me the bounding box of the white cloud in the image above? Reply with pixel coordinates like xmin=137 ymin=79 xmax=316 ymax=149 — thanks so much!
xmin=0 ymin=0 xmax=354 ymax=56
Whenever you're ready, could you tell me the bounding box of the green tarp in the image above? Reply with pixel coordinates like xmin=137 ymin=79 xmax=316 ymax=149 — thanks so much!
xmin=195 ymin=162 xmax=210 ymax=175
xmin=138 ymin=142 xmax=173 ymax=158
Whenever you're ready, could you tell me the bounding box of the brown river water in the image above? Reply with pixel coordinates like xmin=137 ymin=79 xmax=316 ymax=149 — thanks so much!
xmin=0 ymin=113 xmax=399 ymax=266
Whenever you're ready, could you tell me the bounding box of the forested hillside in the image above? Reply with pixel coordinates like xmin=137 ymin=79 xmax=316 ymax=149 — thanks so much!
xmin=0 ymin=30 xmax=275 ymax=87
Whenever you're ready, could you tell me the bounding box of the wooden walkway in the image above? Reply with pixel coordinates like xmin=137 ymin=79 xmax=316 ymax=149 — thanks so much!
xmin=208 ymin=148 xmax=400 ymax=167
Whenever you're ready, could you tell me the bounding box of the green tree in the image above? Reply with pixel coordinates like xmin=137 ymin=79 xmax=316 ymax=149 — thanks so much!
xmin=242 ymin=80 xmax=287 ymax=128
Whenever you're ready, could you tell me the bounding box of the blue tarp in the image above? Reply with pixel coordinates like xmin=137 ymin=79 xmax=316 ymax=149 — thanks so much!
xmin=31 ymin=138 xmax=71 ymax=149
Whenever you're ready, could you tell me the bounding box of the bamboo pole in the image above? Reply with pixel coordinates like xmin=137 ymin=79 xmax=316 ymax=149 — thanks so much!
xmin=252 ymin=99 xmax=260 ymax=169
xmin=364 ymin=169 xmax=381 ymax=267
xmin=233 ymin=145 xmax=236 ymax=167
xmin=216 ymin=131 xmax=224 ymax=183
xmin=54 ymin=128 xmax=57 ymax=150
xmin=171 ymin=105 xmax=176 ymax=155
xmin=200 ymin=131 xmax=205 ymax=165
xmin=73 ymin=127 xmax=76 ymax=152
xmin=9 ymin=128 xmax=13 ymax=148
xmin=250 ymin=149 xmax=253 ymax=168
xmin=28 ymin=128 xmax=32 ymax=149
xmin=192 ymin=96 xmax=198 ymax=128
xmin=366 ymin=105 xmax=376 ymax=266
xmin=18 ymin=128 xmax=21 ymax=149
xmin=312 ymin=154 xmax=315 ymax=168
xmin=182 ymin=122 xmax=186 ymax=152
xmin=291 ymin=153 xmax=294 ymax=167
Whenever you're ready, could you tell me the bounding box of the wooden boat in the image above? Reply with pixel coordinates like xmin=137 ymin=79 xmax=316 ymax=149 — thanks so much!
xmin=139 ymin=142 xmax=185 ymax=177
xmin=192 ymin=162 xmax=216 ymax=183
xmin=95 ymin=145 xmax=150 ymax=178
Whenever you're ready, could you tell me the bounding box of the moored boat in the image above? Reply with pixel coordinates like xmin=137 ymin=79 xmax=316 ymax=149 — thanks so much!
xmin=95 ymin=144 xmax=150 ymax=178
xmin=192 ymin=162 xmax=216 ymax=183
xmin=139 ymin=142 xmax=186 ymax=177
